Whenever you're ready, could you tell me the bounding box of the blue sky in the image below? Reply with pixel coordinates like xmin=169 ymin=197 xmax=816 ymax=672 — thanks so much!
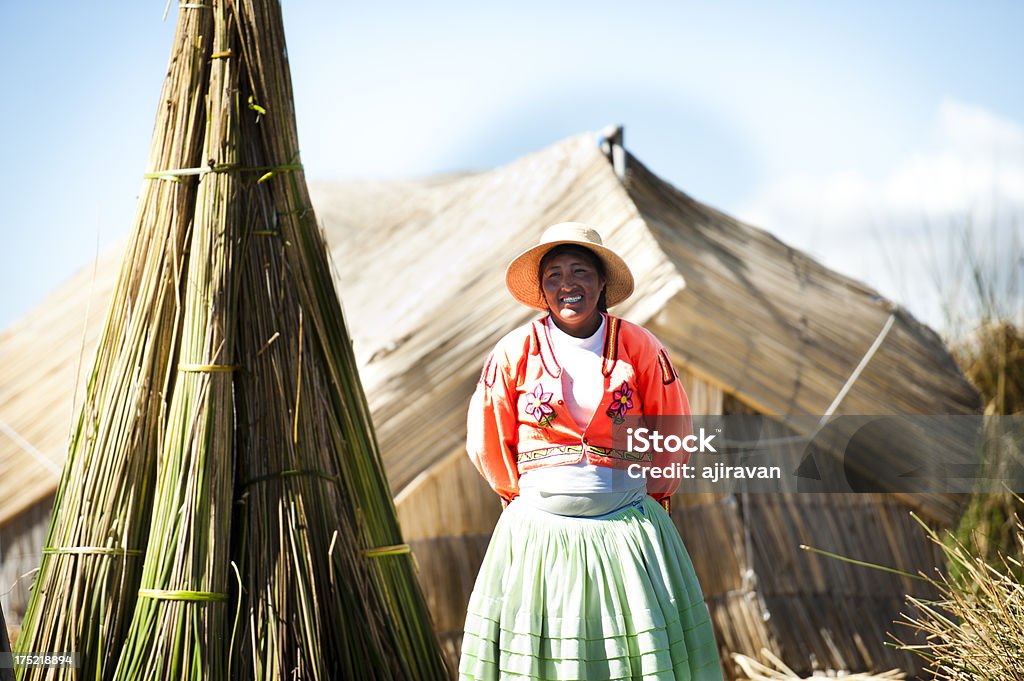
xmin=1 ymin=1 xmax=1022 ymax=335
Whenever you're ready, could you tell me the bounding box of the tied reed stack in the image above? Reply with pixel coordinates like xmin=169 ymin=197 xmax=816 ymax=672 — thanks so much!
xmin=111 ymin=4 xmax=242 ymax=679
xmin=15 ymin=7 xmax=214 ymax=678
xmin=14 ymin=1 xmax=447 ymax=679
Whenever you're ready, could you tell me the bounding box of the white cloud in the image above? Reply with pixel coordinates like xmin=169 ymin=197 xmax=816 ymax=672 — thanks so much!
xmin=939 ymin=98 xmax=1024 ymax=156
xmin=734 ymin=99 xmax=1024 ymax=336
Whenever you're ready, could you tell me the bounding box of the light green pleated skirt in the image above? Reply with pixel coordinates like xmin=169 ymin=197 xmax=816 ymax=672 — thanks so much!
xmin=459 ymin=496 xmax=723 ymax=681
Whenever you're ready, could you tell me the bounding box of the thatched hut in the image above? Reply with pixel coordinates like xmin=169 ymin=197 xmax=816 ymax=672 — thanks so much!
xmin=1 ymin=131 xmax=979 ymax=677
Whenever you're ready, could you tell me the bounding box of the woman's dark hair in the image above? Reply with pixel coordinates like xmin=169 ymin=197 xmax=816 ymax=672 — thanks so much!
xmin=538 ymin=244 xmax=608 ymax=312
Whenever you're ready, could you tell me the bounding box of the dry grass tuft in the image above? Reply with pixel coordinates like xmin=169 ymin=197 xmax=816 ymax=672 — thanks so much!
xmin=893 ymin=516 xmax=1024 ymax=681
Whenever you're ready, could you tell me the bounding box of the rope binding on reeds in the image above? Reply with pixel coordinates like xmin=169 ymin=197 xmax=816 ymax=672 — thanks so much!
xmin=362 ymin=544 xmax=412 ymax=559
xmin=177 ymin=363 xmax=240 ymax=373
xmin=42 ymin=546 xmax=144 ymax=557
xmin=138 ymin=589 xmax=229 ymax=603
xmin=143 ymin=162 xmax=303 ymax=184
xmin=241 ymin=468 xmax=340 ymax=488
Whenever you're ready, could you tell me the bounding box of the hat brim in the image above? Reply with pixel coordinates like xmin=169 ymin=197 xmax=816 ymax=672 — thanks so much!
xmin=505 ymin=239 xmax=634 ymax=311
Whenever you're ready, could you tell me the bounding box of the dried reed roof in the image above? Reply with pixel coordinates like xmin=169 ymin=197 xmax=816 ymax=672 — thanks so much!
xmin=0 ymin=133 xmax=980 ymax=527
xmin=0 ymin=245 xmax=120 ymax=523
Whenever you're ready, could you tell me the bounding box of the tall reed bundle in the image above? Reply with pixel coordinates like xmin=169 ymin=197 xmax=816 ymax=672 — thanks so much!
xmin=230 ymin=70 xmax=388 ymax=678
xmin=232 ymin=197 xmax=389 ymax=679
xmin=15 ymin=7 xmax=213 ymax=679
xmin=227 ymin=0 xmax=448 ymax=676
xmin=18 ymin=0 xmax=447 ymax=678
xmin=112 ymin=4 xmax=242 ymax=679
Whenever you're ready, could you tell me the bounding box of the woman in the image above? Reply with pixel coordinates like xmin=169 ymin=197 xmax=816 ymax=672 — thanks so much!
xmin=459 ymin=223 xmax=723 ymax=681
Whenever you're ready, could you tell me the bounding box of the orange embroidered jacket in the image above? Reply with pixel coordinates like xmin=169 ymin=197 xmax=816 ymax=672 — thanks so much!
xmin=466 ymin=314 xmax=691 ymax=504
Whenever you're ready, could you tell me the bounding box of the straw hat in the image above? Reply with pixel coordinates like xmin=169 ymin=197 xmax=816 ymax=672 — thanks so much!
xmin=505 ymin=222 xmax=634 ymax=310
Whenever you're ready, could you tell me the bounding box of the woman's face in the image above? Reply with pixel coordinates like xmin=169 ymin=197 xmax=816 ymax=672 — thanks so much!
xmin=540 ymin=251 xmax=606 ymax=337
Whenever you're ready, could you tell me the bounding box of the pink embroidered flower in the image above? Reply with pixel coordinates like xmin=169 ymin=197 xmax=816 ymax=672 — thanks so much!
xmin=524 ymin=382 xmax=557 ymax=426
xmin=606 ymin=381 xmax=634 ymax=423
xmin=524 ymin=384 xmax=555 ymax=425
